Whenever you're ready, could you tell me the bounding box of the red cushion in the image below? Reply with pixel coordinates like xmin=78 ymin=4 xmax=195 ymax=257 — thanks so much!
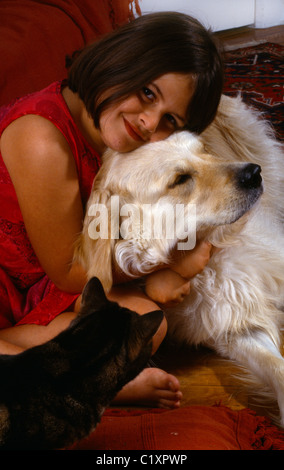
xmin=68 ymin=406 xmax=284 ymax=450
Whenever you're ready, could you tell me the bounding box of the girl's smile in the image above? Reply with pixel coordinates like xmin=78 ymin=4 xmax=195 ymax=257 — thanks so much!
xmin=123 ymin=118 xmax=146 ymax=143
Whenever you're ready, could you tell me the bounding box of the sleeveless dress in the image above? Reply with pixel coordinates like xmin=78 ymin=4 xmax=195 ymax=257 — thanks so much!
xmin=0 ymin=81 xmax=101 ymax=329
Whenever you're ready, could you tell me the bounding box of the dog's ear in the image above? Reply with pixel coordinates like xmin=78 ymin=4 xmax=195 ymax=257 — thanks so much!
xmin=74 ymin=189 xmax=118 ymax=293
xmin=85 ymin=236 xmax=115 ymax=293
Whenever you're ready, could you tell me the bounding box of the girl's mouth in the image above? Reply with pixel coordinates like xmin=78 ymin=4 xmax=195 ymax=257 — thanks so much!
xmin=123 ymin=118 xmax=145 ymax=142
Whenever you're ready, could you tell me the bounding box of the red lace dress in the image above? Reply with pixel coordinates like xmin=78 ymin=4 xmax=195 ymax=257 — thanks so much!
xmin=0 ymin=81 xmax=101 ymax=329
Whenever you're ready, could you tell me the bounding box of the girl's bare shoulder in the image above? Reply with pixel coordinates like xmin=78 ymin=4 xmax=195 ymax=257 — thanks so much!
xmin=1 ymin=114 xmax=72 ymax=165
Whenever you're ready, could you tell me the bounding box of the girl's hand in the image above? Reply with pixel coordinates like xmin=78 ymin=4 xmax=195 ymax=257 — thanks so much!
xmin=171 ymin=241 xmax=213 ymax=279
xmin=145 ymin=269 xmax=190 ymax=307
xmin=145 ymin=241 xmax=213 ymax=306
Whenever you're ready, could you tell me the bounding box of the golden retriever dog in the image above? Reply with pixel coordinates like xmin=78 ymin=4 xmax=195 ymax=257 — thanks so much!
xmin=74 ymin=95 xmax=284 ymax=425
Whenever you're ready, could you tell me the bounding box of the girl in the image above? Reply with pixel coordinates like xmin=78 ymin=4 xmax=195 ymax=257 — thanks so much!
xmin=0 ymin=12 xmax=223 ymax=408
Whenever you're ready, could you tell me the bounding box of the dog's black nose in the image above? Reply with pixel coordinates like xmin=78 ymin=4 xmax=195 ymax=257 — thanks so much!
xmin=237 ymin=163 xmax=262 ymax=189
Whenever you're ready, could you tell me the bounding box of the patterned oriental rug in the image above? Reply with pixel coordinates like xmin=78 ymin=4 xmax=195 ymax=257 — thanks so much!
xmin=223 ymin=42 xmax=284 ymax=141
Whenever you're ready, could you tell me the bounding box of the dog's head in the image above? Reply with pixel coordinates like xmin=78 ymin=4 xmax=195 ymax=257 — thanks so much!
xmin=75 ymin=131 xmax=263 ymax=291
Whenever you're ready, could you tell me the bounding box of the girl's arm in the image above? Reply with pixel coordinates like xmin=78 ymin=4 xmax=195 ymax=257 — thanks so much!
xmin=1 ymin=114 xmax=87 ymax=293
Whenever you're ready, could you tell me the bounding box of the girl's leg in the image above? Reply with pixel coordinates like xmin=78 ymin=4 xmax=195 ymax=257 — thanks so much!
xmin=0 ymin=339 xmax=24 ymax=354
xmin=0 ymin=312 xmax=77 ymax=351
xmin=0 ymin=287 xmax=182 ymax=409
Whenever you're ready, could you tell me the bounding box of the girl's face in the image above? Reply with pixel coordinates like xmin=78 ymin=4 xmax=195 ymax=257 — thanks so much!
xmin=97 ymin=73 xmax=195 ymax=153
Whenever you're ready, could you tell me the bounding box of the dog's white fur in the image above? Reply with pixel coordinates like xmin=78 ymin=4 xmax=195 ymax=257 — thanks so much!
xmin=75 ymin=95 xmax=284 ymax=425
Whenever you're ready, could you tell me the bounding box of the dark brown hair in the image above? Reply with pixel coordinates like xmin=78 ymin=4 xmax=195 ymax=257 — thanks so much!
xmin=68 ymin=12 xmax=224 ymax=135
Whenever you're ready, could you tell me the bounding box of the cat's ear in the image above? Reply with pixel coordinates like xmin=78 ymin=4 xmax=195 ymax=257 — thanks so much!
xmin=137 ymin=310 xmax=164 ymax=342
xmin=80 ymin=277 xmax=109 ymax=312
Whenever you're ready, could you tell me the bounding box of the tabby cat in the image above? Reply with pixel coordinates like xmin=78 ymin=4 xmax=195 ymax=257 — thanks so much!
xmin=0 ymin=277 xmax=163 ymax=450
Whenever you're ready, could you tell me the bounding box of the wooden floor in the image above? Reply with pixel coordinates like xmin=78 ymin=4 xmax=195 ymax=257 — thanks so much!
xmin=152 ymin=25 xmax=284 ymax=420
xmin=153 ymin=337 xmax=283 ymax=419
xmin=215 ymin=24 xmax=284 ymax=49
xmin=154 ymin=342 xmax=250 ymax=411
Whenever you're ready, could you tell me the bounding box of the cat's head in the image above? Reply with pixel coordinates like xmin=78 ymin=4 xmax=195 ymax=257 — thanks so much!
xmin=77 ymin=277 xmax=164 ymax=384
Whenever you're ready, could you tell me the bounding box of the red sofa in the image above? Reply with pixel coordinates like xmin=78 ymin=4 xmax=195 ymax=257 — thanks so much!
xmin=0 ymin=0 xmax=140 ymax=106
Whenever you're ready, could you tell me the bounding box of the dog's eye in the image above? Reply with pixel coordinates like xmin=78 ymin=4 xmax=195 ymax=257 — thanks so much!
xmin=170 ymin=174 xmax=192 ymax=187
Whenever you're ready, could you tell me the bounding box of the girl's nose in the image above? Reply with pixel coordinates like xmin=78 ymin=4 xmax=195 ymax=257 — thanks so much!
xmin=139 ymin=110 xmax=161 ymax=134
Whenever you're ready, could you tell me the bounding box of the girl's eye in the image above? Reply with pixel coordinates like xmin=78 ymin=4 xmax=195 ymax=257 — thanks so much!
xmin=165 ymin=114 xmax=177 ymax=128
xmin=142 ymin=87 xmax=155 ymax=102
